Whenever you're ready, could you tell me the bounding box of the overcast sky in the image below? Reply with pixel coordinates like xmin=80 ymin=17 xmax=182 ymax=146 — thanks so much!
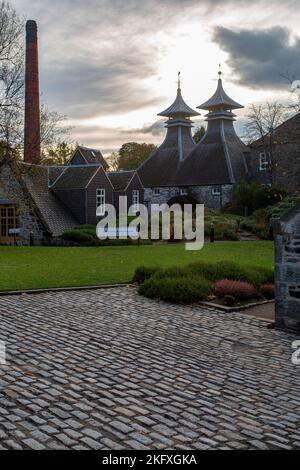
xmin=11 ymin=0 xmax=300 ymax=154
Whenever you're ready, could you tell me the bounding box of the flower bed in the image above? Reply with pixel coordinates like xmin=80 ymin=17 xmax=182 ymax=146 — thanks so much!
xmin=134 ymin=261 xmax=274 ymax=307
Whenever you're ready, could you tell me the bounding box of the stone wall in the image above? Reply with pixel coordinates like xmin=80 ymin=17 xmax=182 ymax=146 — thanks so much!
xmin=275 ymin=208 xmax=300 ymax=332
xmin=144 ymin=185 xmax=233 ymax=210
xmin=0 ymin=164 xmax=47 ymax=245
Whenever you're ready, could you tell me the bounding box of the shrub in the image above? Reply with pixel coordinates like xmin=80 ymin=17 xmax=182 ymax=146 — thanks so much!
xmin=61 ymin=230 xmax=95 ymax=245
xmin=260 ymin=283 xmax=275 ymax=299
xmin=191 ymin=261 xmax=273 ymax=287
xmin=267 ymin=197 xmax=299 ymax=220
xmin=239 ymin=218 xmax=270 ymax=240
xmin=139 ymin=276 xmax=212 ymax=304
xmin=74 ymin=225 xmax=96 ymax=231
xmin=132 ymin=266 xmax=160 ymax=284
xmin=213 ymin=279 xmax=260 ymax=301
xmin=223 ymin=230 xmax=240 ymax=241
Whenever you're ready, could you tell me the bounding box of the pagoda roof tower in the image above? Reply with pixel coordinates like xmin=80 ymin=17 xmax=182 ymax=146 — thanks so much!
xmin=177 ymin=69 xmax=249 ymax=186
xmin=138 ymin=74 xmax=199 ymax=187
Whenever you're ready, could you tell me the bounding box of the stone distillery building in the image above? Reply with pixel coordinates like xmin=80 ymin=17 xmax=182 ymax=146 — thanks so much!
xmin=0 ymin=20 xmax=299 ymax=245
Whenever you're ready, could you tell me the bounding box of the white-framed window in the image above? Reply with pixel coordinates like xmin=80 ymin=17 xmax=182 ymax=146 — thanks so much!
xmin=154 ymin=189 xmax=160 ymax=196
xmin=96 ymin=189 xmax=106 ymax=216
xmin=212 ymin=186 xmax=221 ymax=196
xmin=132 ymin=190 xmax=140 ymax=212
xmin=180 ymin=189 xmax=188 ymax=196
xmin=259 ymin=152 xmax=271 ymax=171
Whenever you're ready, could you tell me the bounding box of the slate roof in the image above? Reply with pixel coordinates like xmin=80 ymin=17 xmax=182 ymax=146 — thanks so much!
xmin=107 ymin=171 xmax=135 ymax=191
xmin=51 ymin=166 xmax=101 ymax=190
xmin=16 ymin=162 xmax=77 ymax=237
xmin=138 ymin=126 xmax=196 ymax=187
xmin=177 ymin=120 xmax=249 ymax=186
xmin=74 ymin=146 xmax=108 ymax=169
xmin=48 ymin=166 xmax=65 ymax=186
xmin=199 ymin=77 xmax=244 ymax=111
xmin=158 ymin=87 xmax=200 ymax=118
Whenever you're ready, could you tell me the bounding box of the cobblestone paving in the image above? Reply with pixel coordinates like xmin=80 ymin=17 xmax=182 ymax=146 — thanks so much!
xmin=0 ymin=287 xmax=299 ymax=450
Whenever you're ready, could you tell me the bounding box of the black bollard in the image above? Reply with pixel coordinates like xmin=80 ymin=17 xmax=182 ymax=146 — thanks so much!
xmin=210 ymin=223 xmax=215 ymax=243
xmin=29 ymin=232 xmax=34 ymax=247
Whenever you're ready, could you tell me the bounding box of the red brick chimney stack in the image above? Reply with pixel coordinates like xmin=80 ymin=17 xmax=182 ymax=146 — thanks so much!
xmin=24 ymin=20 xmax=41 ymax=164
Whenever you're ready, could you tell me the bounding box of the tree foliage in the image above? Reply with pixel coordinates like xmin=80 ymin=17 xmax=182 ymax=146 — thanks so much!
xmin=193 ymin=126 xmax=206 ymax=144
xmin=109 ymin=142 xmax=157 ymax=171
xmin=41 ymin=141 xmax=75 ymax=166
xmin=231 ymin=180 xmax=287 ymax=216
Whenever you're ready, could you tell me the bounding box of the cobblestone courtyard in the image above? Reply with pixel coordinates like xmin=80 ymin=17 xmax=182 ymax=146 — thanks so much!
xmin=0 ymin=287 xmax=299 ymax=450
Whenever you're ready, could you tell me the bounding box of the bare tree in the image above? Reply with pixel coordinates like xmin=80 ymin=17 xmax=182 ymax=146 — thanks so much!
xmin=40 ymin=105 xmax=72 ymax=150
xmin=0 ymin=1 xmax=72 ymax=160
xmin=244 ymin=102 xmax=290 ymax=184
xmin=244 ymin=102 xmax=287 ymax=144
xmin=0 ymin=1 xmax=24 ymax=154
xmin=281 ymin=71 xmax=300 ymax=114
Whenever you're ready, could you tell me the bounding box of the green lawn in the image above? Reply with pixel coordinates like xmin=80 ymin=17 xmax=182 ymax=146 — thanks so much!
xmin=0 ymin=241 xmax=274 ymax=292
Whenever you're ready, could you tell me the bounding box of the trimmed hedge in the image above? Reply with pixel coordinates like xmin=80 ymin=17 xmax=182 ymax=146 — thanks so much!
xmin=152 ymin=262 xmax=274 ymax=287
xmin=61 ymin=230 xmax=95 ymax=244
xmin=134 ymin=261 xmax=274 ymax=288
xmin=185 ymin=261 xmax=274 ymax=288
xmin=138 ymin=276 xmax=212 ymax=304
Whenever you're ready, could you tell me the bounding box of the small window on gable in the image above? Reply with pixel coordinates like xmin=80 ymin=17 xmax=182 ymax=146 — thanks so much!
xmin=132 ymin=190 xmax=140 ymax=213
xmin=96 ymin=189 xmax=106 ymax=216
xmin=180 ymin=189 xmax=188 ymax=196
xmin=154 ymin=189 xmax=160 ymax=196
xmin=259 ymin=152 xmax=270 ymax=171
xmin=212 ymin=186 xmax=221 ymax=196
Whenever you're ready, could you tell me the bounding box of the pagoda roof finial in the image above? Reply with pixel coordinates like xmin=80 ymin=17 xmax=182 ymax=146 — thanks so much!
xmin=158 ymin=74 xmax=200 ymax=118
xmin=178 ymin=71 xmax=181 ymax=90
xmin=218 ymin=64 xmax=222 ymax=78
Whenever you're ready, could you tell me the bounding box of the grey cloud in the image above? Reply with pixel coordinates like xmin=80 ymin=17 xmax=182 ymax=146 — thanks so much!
xmin=72 ymin=123 xmax=162 ymax=154
xmin=213 ymin=26 xmax=300 ymax=89
xmin=129 ymin=120 xmax=166 ymax=137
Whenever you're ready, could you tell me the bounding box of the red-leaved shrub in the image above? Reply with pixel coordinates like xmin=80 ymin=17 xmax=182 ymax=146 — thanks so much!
xmin=260 ymin=283 xmax=275 ymax=299
xmin=213 ymin=279 xmax=259 ymax=301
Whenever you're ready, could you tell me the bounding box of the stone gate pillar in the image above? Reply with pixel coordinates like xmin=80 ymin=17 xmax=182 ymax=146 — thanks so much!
xmin=274 ymin=204 xmax=300 ymax=333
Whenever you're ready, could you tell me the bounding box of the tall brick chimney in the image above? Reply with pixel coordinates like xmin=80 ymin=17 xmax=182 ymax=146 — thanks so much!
xmin=24 ymin=20 xmax=41 ymax=164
